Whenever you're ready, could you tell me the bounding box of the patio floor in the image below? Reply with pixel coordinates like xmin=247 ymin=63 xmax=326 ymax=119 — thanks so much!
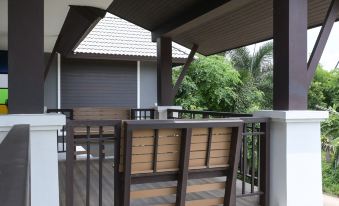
xmin=58 ymin=159 xmax=260 ymax=206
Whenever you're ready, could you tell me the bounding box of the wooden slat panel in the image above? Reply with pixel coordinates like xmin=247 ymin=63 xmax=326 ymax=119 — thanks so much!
xmin=209 ymin=156 xmax=229 ymax=166
xmin=132 ymin=145 xmax=154 ymax=155
xmin=157 ymin=152 xmax=180 ymax=162
xmin=131 ymin=187 xmax=176 ymax=199
xmin=211 ymin=134 xmax=232 ymax=142
xmin=187 ymin=182 xmax=225 ymax=193
xmin=191 ymin=135 xmax=208 ymax=143
xmin=211 ymin=128 xmax=232 ymax=135
xmin=157 ymin=160 xmax=179 ymax=171
xmin=186 ymin=197 xmax=224 ymax=206
xmin=211 ymin=141 xmax=231 ymax=150
xmin=158 ymin=145 xmax=181 ymax=154
xmin=189 ymin=158 xmax=206 ymax=168
xmin=192 ymin=128 xmax=209 ymax=136
xmin=132 ymin=129 xmax=154 ymax=138
xmin=158 ymin=128 xmax=181 ymax=137
xmin=132 ymin=137 xmax=154 ymax=146
xmin=190 ymin=142 xmax=208 ymax=151
xmin=210 ymin=150 xmax=229 ymax=158
xmin=158 ymin=136 xmax=181 ymax=145
xmin=189 ymin=151 xmax=207 ymax=159
xmin=131 ymin=154 xmax=153 ymax=163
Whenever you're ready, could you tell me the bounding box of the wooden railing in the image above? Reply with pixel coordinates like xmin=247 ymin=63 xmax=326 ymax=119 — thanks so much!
xmin=167 ymin=109 xmax=252 ymax=119
xmin=65 ymin=120 xmax=121 ymax=206
xmin=167 ymin=110 xmax=269 ymax=205
xmin=0 ymin=125 xmax=30 ymax=206
xmin=130 ymin=108 xmax=155 ymax=120
xmin=62 ymin=117 xmax=269 ymax=206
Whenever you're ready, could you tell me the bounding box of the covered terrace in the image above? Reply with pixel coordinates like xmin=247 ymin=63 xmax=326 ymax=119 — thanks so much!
xmin=0 ymin=0 xmax=336 ymax=206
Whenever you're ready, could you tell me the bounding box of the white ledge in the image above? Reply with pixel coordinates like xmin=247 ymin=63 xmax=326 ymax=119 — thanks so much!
xmin=254 ymin=110 xmax=329 ymax=123
xmin=0 ymin=114 xmax=66 ymax=130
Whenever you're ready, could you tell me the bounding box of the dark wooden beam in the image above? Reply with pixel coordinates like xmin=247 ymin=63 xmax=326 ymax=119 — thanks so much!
xmin=44 ymin=6 xmax=106 ymax=79
xmin=157 ymin=37 xmax=173 ymax=106
xmin=151 ymin=0 xmax=228 ymax=41
xmin=273 ymin=0 xmax=308 ymax=110
xmin=307 ymin=0 xmax=339 ymax=87
xmin=172 ymin=44 xmax=198 ymax=100
xmin=8 ymin=0 xmax=44 ymax=113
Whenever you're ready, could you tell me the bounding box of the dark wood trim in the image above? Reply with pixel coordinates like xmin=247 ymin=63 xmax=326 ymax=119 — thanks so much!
xmin=172 ymin=44 xmax=198 ymax=100
xmin=122 ymin=126 xmax=133 ymax=206
xmin=224 ymin=127 xmax=242 ymax=206
xmin=44 ymin=6 xmax=106 ymax=79
xmin=66 ymin=122 xmax=75 ymax=206
xmin=157 ymin=37 xmax=173 ymax=105
xmin=151 ymin=0 xmax=229 ymax=41
xmin=131 ymin=167 xmax=229 ymax=184
xmin=0 ymin=125 xmax=30 ymax=206
xmin=176 ymin=128 xmax=192 ymax=206
xmin=259 ymin=122 xmax=270 ymax=206
xmin=8 ymin=0 xmax=44 ymax=113
xmin=307 ymin=0 xmax=339 ymax=86
xmin=273 ymin=0 xmax=308 ymax=110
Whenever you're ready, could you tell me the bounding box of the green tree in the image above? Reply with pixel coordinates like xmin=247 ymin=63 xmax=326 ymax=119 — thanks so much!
xmin=173 ymin=55 xmax=263 ymax=112
xmin=227 ymin=42 xmax=273 ymax=109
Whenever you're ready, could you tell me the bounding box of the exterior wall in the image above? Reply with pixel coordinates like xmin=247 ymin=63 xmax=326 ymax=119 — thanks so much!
xmin=44 ymin=53 xmax=58 ymax=109
xmin=43 ymin=58 xmax=159 ymax=110
xmin=61 ymin=58 xmax=137 ymax=109
xmin=140 ymin=61 xmax=157 ymax=108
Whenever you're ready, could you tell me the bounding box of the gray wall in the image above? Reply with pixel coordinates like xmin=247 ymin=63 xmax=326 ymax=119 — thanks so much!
xmin=44 ymin=53 xmax=58 ymax=109
xmin=140 ymin=61 xmax=157 ymax=108
xmin=61 ymin=58 xmax=137 ymax=108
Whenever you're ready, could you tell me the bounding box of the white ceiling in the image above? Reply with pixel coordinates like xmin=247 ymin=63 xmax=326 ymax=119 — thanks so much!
xmin=0 ymin=0 xmax=112 ymax=52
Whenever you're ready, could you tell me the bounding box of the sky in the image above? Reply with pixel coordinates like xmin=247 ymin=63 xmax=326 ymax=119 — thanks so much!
xmin=247 ymin=22 xmax=339 ymax=71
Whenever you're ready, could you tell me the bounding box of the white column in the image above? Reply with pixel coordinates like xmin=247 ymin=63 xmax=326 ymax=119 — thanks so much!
xmin=0 ymin=114 xmax=66 ymax=206
xmin=154 ymin=105 xmax=182 ymax=119
xmin=254 ymin=110 xmax=328 ymax=206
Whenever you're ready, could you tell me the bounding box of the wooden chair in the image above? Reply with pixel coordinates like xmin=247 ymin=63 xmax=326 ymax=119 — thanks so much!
xmin=116 ymin=119 xmax=243 ymax=206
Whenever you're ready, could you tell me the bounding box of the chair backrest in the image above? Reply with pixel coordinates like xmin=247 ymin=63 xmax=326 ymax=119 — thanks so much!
xmin=73 ymin=107 xmax=130 ymax=120
xmin=117 ymin=119 xmax=243 ymax=206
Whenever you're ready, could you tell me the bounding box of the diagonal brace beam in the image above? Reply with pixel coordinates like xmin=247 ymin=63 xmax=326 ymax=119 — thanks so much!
xmin=172 ymin=44 xmax=198 ymax=100
xmin=307 ymin=0 xmax=339 ymax=86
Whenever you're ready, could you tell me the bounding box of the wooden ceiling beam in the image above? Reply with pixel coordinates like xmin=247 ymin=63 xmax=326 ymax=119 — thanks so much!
xmin=44 ymin=6 xmax=106 ymax=79
xmin=307 ymin=0 xmax=339 ymax=87
xmin=151 ymin=0 xmax=229 ymax=42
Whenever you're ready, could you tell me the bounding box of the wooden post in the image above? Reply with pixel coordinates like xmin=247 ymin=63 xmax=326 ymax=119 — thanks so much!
xmin=8 ymin=0 xmax=44 ymax=113
xmin=273 ymin=0 xmax=308 ymax=110
xmin=157 ymin=37 xmax=173 ymax=106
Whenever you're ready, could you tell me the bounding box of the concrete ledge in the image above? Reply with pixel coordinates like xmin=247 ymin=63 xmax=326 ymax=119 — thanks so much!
xmin=254 ymin=110 xmax=329 ymax=122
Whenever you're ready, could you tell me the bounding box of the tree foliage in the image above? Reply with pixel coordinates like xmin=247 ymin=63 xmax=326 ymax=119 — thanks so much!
xmin=173 ymin=55 xmax=263 ymax=112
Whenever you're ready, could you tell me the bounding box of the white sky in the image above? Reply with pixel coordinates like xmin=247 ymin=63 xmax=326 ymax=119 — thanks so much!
xmin=247 ymin=22 xmax=339 ymax=71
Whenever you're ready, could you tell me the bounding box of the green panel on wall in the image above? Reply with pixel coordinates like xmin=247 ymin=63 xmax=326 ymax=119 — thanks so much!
xmin=0 ymin=89 xmax=8 ymax=104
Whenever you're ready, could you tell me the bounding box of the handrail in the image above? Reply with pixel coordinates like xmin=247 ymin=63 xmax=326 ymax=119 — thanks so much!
xmin=0 ymin=125 xmax=30 ymax=206
xmin=130 ymin=108 xmax=155 ymax=120
xmin=167 ymin=109 xmax=252 ymax=119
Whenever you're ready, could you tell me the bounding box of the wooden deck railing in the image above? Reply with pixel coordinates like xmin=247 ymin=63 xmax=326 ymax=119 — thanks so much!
xmin=167 ymin=109 xmax=252 ymax=119
xmin=0 ymin=125 xmax=30 ymax=206
xmin=63 ymin=117 xmax=269 ymax=206
xmin=130 ymin=108 xmax=155 ymax=120
xmin=65 ymin=120 xmax=121 ymax=206
xmin=167 ymin=110 xmax=270 ymax=205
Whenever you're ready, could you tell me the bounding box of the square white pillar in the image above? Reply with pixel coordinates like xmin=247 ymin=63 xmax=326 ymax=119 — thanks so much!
xmin=154 ymin=106 xmax=182 ymax=119
xmin=0 ymin=114 xmax=66 ymax=206
xmin=254 ymin=111 xmax=328 ymax=206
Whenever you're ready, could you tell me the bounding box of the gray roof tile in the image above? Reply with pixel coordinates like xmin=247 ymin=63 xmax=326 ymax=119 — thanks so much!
xmin=74 ymin=13 xmax=191 ymax=59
